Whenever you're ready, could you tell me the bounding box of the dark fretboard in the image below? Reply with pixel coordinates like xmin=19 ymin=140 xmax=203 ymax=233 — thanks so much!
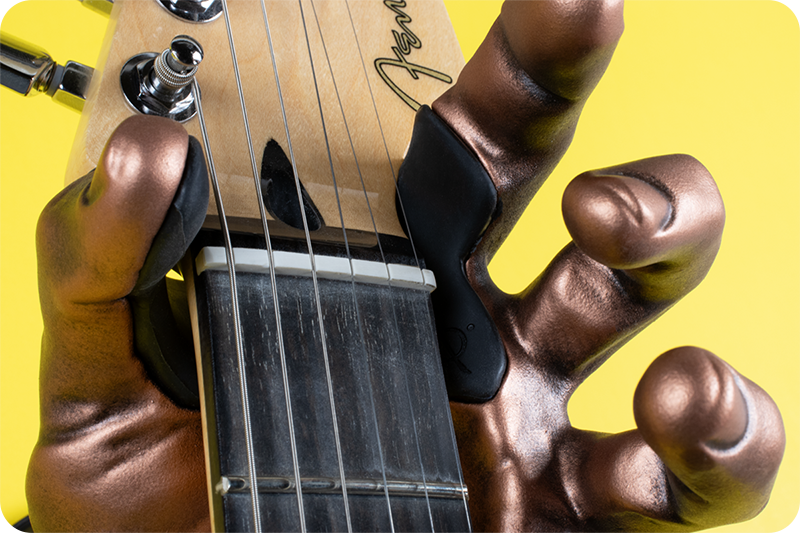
xmin=191 ymin=247 xmax=471 ymax=531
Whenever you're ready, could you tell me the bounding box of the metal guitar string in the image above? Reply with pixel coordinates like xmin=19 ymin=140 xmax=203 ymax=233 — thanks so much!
xmin=193 ymin=2 xmax=467 ymax=529
xmin=304 ymin=1 xmax=397 ymax=529
xmin=290 ymin=1 xmax=354 ymax=530
xmin=309 ymin=2 xmax=440 ymax=530
xmin=252 ymin=1 xmax=316 ymax=530
xmin=415 ymin=289 xmax=473 ymax=529
xmin=342 ymin=0 xmax=421 ymax=272
xmin=429 ymin=288 xmax=473 ymax=530
xmin=218 ymin=1 xmax=306 ymax=530
xmin=191 ymin=79 xmax=263 ymax=533
xmin=343 ymin=1 xmax=472 ymax=524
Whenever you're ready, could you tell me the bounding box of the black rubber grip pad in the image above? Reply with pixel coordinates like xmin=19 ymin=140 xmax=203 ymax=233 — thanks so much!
xmin=130 ymin=136 xmax=209 ymax=409
xmin=397 ymin=106 xmax=506 ymax=403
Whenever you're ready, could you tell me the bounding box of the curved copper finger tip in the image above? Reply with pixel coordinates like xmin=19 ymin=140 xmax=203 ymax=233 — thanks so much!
xmin=500 ymin=0 xmax=625 ymax=100
xmin=634 ymin=347 xmax=748 ymax=459
xmin=563 ymin=172 xmax=672 ymax=269
xmin=87 ymin=115 xmax=189 ymax=209
xmin=563 ymin=154 xmax=724 ymax=273
xmin=82 ymin=115 xmax=189 ymax=248
xmin=62 ymin=116 xmax=191 ymax=302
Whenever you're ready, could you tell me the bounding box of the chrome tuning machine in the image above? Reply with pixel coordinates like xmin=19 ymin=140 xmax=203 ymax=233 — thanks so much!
xmin=0 ymin=32 xmax=94 ymax=112
xmin=120 ymin=35 xmax=203 ymax=123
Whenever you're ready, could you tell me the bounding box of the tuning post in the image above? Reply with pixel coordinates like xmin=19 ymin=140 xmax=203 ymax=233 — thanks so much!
xmin=120 ymin=35 xmax=203 ymax=122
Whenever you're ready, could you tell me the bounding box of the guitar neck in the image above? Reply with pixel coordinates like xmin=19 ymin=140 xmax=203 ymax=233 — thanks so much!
xmin=186 ymin=237 xmax=470 ymax=530
xmin=74 ymin=0 xmax=469 ymax=530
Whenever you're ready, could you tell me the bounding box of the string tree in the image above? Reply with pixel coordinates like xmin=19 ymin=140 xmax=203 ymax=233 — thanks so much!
xmin=120 ymin=35 xmax=204 ymax=123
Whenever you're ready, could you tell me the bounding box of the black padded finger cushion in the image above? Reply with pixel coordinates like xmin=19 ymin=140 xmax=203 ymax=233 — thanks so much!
xmin=397 ymin=106 xmax=506 ymax=403
xmin=130 ymin=136 xmax=209 ymax=409
xmin=133 ymin=136 xmax=209 ymax=293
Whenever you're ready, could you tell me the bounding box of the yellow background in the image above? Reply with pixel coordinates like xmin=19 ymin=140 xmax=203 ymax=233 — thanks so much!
xmin=1 ymin=0 xmax=798 ymax=531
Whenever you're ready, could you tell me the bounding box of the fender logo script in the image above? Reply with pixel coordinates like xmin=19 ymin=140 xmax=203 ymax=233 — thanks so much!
xmin=375 ymin=0 xmax=453 ymax=111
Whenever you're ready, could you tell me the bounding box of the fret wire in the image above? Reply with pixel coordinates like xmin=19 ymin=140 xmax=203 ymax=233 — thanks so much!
xmin=292 ymin=1 xmax=354 ymax=530
xmin=343 ymin=1 xmax=472 ymax=526
xmin=342 ymin=0 xmax=423 ymax=272
xmin=253 ymin=1 xmax=311 ymax=530
xmin=218 ymin=1 xmax=308 ymax=530
xmin=191 ymin=80 xmax=263 ymax=533
xmin=304 ymin=1 xmax=398 ymax=529
xmin=220 ymin=475 xmax=468 ymax=499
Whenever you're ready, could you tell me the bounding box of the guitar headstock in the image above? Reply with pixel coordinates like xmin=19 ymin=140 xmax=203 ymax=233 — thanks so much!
xmin=68 ymin=0 xmax=464 ymax=243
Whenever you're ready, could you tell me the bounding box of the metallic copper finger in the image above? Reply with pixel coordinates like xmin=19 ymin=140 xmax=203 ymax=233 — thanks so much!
xmin=633 ymin=347 xmax=785 ymax=527
xmin=433 ymin=0 xmax=624 ymax=262
xmin=37 ymin=115 xmax=189 ymax=309
xmin=563 ymin=154 xmax=725 ymax=302
xmin=29 ymin=116 xmax=210 ymax=531
xmin=35 ymin=115 xmax=191 ymax=410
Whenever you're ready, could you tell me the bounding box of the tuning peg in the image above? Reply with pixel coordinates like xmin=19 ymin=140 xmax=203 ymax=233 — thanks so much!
xmin=0 ymin=32 xmax=93 ymax=112
xmin=120 ymin=35 xmax=204 ymax=122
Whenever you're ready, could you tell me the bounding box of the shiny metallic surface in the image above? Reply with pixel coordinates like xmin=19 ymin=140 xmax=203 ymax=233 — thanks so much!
xmin=120 ymin=36 xmax=203 ymax=122
xmin=156 ymin=49 xmax=196 ymax=90
xmin=156 ymin=0 xmax=222 ymax=23
xmin=434 ymin=1 xmax=785 ymax=530
xmin=48 ymin=60 xmax=94 ymax=112
xmin=0 ymin=33 xmax=93 ymax=111
xmin=29 ymin=116 xmax=210 ymax=531
xmin=167 ymin=35 xmax=204 ymax=73
xmin=1 ymin=32 xmax=57 ymax=95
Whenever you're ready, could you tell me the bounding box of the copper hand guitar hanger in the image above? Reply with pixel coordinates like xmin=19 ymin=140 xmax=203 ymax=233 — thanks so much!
xmin=53 ymin=0 xmax=470 ymax=530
